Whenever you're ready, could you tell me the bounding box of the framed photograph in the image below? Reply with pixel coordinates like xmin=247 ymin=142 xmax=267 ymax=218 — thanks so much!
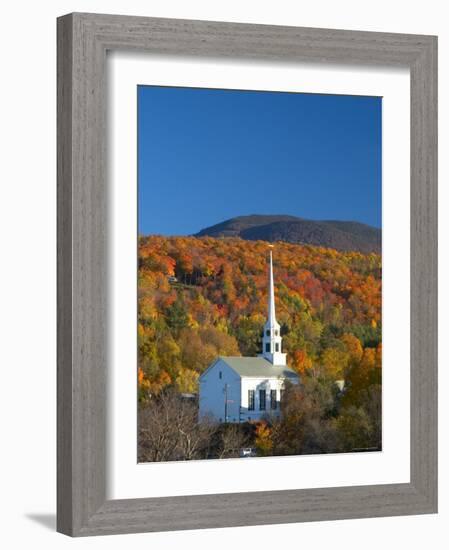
xmin=57 ymin=13 xmax=437 ymax=536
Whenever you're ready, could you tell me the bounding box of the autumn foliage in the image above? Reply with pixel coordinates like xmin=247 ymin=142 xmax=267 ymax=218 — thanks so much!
xmin=138 ymin=235 xmax=381 ymax=399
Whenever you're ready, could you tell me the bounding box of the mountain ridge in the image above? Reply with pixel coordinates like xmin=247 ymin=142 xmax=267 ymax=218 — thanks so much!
xmin=194 ymin=214 xmax=381 ymax=254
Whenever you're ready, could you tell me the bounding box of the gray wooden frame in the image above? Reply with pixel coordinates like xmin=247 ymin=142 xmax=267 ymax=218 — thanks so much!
xmin=57 ymin=12 xmax=438 ymax=537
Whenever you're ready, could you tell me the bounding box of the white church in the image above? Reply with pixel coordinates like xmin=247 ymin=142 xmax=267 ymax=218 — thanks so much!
xmin=199 ymin=250 xmax=299 ymax=423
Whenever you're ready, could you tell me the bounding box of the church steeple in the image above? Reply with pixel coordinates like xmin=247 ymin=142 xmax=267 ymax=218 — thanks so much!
xmin=268 ymin=249 xmax=276 ymax=327
xmin=260 ymin=249 xmax=287 ymax=366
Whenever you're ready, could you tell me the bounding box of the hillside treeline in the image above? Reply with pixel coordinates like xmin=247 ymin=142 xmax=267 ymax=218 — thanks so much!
xmin=138 ymin=235 xmax=381 ymax=393
xmin=138 ymin=235 xmax=382 ymax=458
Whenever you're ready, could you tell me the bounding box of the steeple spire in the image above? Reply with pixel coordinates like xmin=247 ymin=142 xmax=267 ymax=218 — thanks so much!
xmin=260 ymin=248 xmax=287 ymax=366
xmin=268 ymin=250 xmax=276 ymax=326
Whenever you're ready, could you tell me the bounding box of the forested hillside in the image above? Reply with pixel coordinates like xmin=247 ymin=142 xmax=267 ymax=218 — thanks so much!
xmin=138 ymin=235 xmax=381 ymax=396
xmin=138 ymin=235 xmax=382 ymax=459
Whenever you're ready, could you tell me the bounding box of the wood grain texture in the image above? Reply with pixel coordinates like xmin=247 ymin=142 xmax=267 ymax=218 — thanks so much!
xmin=409 ymin=36 xmax=438 ymax=508
xmin=57 ymin=12 xmax=438 ymax=536
xmin=57 ymin=13 xmax=74 ymax=536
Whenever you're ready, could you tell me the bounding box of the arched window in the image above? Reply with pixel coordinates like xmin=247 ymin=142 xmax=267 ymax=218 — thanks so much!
xmin=266 ymin=329 xmax=270 ymax=336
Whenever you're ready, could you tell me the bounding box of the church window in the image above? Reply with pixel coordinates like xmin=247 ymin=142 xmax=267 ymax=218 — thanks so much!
xmin=275 ymin=330 xmax=279 ymax=336
xmin=270 ymin=389 xmax=277 ymax=409
xmin=259 ymin=389 xmax=266 ymax=410
xmin=275 ymin=343 xmax=279 ymax=352
xmin=265 ymin=343 xmax=270 ymax=353
xmin=266 ymin=329 xmax=270 ymax=336
xmin=219 ymin=371 xmax=222 ymax=379
xmin=248 ymin=390 xmax=255 ymax=410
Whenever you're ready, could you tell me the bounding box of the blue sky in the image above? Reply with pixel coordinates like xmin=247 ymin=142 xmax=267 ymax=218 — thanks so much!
xmin=138 ymin=86 xmax=381 ymax=235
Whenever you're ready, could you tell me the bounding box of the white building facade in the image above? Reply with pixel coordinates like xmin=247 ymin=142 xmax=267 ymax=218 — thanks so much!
xmin=199 ymin=251 xmax=299 ymax=423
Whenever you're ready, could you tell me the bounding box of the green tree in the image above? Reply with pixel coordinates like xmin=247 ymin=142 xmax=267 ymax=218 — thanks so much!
xmin=166 ymin=294 xmax=188 ymax=335
xmin=233 ymin=314 xmax=264 ymax=356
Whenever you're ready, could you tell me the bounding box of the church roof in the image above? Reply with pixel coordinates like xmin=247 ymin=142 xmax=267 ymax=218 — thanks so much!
xmin=216 ymin=356 xmax=299 ymax=380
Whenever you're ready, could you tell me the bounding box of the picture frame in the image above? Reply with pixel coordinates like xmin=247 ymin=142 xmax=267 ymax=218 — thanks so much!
xmin=57 ymin=12 xmax=437 ymax=536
